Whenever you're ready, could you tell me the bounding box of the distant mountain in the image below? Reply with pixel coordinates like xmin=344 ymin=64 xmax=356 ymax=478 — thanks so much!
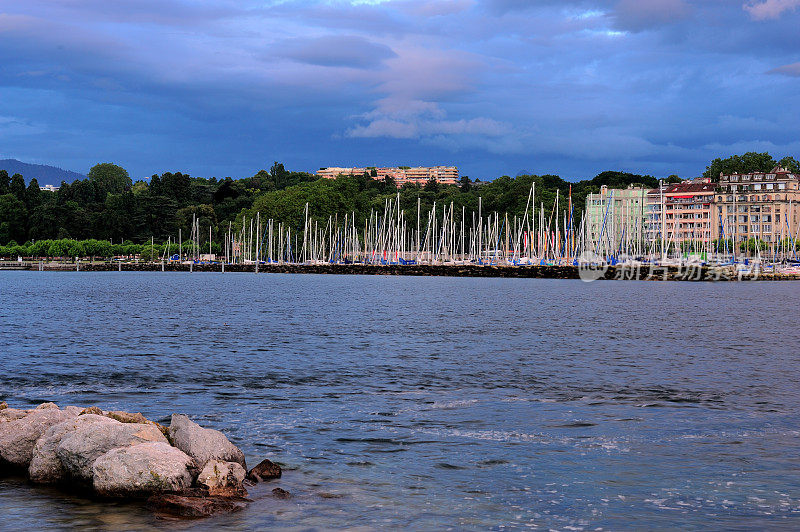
xmin=0 ymin=159 xmax=86 ymax=185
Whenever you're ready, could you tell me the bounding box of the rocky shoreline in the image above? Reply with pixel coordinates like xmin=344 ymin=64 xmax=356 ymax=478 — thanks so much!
xmin=0 ymin=402 xmax=284 ymax=519
xmin=2 ymin=261 xmax=797 ymax=280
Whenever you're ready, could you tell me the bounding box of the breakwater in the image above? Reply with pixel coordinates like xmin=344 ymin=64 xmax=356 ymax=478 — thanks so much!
xmin=3 ymin=261 xmax=798 ymax=280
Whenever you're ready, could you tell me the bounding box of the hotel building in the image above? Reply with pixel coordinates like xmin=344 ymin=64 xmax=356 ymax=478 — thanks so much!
xmin=316 ymin=166 xmax=459 ymax=186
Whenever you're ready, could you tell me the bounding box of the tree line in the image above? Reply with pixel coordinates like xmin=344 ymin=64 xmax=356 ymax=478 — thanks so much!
xmin=0 ymin=161 xmax=315 ymax=247
xmin=1 ymin=152 xmax=797 ymax=251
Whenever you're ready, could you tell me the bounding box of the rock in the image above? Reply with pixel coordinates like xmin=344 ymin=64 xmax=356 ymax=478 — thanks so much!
xmin=56 ymin=418 xmax=168 ymax=481
xmin=0 ymin=408 xmax=29 ymax=423
xmin=197 ymin=460 xmax=247 ymax=497
xmin=29 ymin=414 xmax=115 ymax=484
xmin=64 ymin=406 xmax=83 ymax=416
xmin=246 ymin=458 xmax=282 ymax=482
xmin=93 ymin=442 xmax=193 ymax=496
xmin=272 ymin=487 xmax=291 ymax=499
xmin=105 ymin=411 xmax=169 ymax=439
xmin=0 ymin=402 xmax=7 ymax=410
xmin=168 ymin=414 xmax=245 ymax=469
xmin=105 ymin=411 xmax=150 ymax=425
xmin=147 ymin=493 xmax=248 ymax=518
xmin=80 ymin=407 xmax=103 ymax=416
xmin=0 ymin=405 xmax=76 ymax=468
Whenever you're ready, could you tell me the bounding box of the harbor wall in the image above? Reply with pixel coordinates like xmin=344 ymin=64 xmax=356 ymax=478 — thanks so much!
xmin=3 ymin=262 xmax=796 ymax=280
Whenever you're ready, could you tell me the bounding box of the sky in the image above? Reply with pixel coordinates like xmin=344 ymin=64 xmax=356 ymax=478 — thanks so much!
xmin=1 ymin=0 xmax=800 ymax=181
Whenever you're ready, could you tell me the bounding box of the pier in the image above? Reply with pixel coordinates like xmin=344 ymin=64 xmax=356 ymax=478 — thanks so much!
xmin=3 ymin=261 xmax=796 ymax=281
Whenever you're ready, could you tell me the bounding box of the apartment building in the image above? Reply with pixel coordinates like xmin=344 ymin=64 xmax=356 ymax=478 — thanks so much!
xmin=585 ymin=185 xmax=649 ymax=256
xmin=316 ymin=166 xmax=459 ymax=186
xmin=715 ymin=167 xmax=800 ymax=244
xmin=646 ymin=179 xmax=716 ymax=245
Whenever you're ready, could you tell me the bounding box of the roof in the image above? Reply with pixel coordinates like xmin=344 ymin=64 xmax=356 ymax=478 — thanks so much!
xmin=664 ymin=182 xmax=715 ymax=194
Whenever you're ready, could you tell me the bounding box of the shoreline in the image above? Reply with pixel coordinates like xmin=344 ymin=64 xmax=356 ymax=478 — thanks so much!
xmin=1 ymin=262 xmax=797 ymax=281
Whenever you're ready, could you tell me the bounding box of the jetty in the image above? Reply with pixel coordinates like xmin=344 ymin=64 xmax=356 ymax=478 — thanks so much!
xmin=3 ymin=260 xmax=797 ymax=281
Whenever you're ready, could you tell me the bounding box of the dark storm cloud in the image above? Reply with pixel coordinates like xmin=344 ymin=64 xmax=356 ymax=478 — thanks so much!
xmin=1 ymin=0 xmax=800 ymax=181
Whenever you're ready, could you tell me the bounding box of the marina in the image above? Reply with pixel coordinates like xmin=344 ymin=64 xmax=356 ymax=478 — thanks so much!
xmin=7 ymin=172 xmax=800 ymax=281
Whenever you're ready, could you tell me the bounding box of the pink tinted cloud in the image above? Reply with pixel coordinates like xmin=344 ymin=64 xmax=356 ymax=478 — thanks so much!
xmin=768 ymin=61 xmax=800 ymax=76
xmin=744 ymin=0 xmax=800 ymax=20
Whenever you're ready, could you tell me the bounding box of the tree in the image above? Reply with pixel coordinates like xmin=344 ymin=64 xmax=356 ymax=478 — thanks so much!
xmin=29 ymin=239 xmax=51 ymax=258
xmin=423 ymin=178 xmax=440 ymax=193
xmin=460 ymin=175 xmax=472 ymax=192
xmin=25 ymin=178 xmax=42 ymax=211
xmin=131 ymin=181 xmax=148 ymax=195
xmin=83 ymin=239 xmax=112 ymax=261
xmin=100 ymin=192 xmax=137 ymax=241
xmin=270 ymin=162 xmax=288 ymax=190
xmin=9 ymin=243 xmax=27 ymax=260
xmin=88 ymin=163 xmax=132 ymax=195
xmin=702 ymin=152 xmax=777 ymax=181
xmin=0 ymin=170 xmax=9 ymax=195
xmin=778 ymin=156 xmax=800 ymax=173
xmin=159 ymin=171 xmax=192 ymax=203
xmin=176 ymin=204 xmax=217 ymax=246
xmin=589 ymin=170 xmax=658 ymax=189
xmin=666 ymin=174 xmax=682 ymax=184
xmin=10 ymin=173 xmax=25 ymax=200
xmin=0 ymin=194 xmax=27 ymax=244
xmin=48 ymin=239 xmax=70 ymax=259
xmin=28 ymin=203 xmax=66 ymax=241
xmin=66 ymin=239 xmax=85 ymax=259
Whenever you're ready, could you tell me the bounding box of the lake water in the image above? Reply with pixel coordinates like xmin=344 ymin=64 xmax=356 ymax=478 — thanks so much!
xmin=1 ymin=272 xmax=800 ymax=530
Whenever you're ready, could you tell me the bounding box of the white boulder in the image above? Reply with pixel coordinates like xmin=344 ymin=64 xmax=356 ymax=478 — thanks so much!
xmin=29 ymin=414 xmax=115 ymax=483
xmin=93 ymin=442 xmax=193 ymax=496
xmin=0 ymin=404 xmax=77 ymax=468
xmin=56 ymin=418 xmax=168 ymax=481
xmin=168 ymin=414 xmax=245 ymax=469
